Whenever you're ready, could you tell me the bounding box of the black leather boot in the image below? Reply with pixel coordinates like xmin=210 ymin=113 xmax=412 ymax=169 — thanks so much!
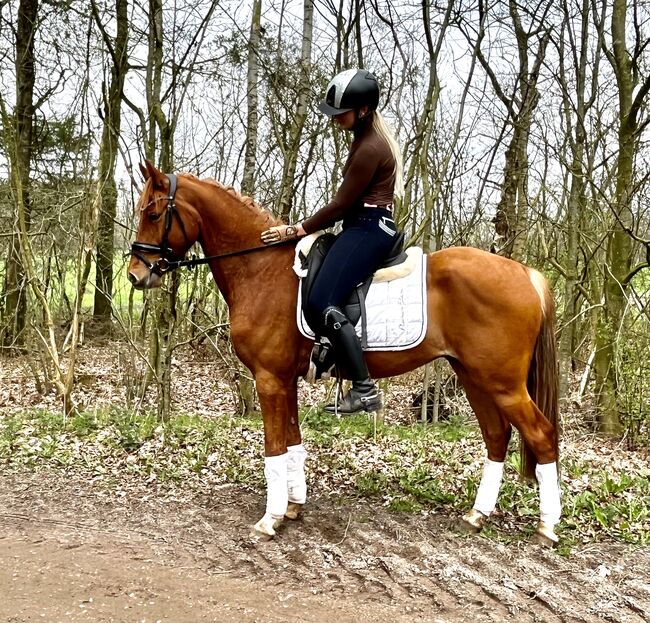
xmin=321 ymin=306 xmax=382 ymax=414
xmin=325 ymin=378 xmax=382 ymax=414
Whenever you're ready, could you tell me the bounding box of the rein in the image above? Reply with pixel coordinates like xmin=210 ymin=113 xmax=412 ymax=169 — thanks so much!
xmin=130 ymin=173 xmax=298 ymax=275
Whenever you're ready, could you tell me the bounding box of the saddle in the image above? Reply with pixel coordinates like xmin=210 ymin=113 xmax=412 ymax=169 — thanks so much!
xmin=297 ymin=231 xmax=412 ymax=381
xmin=298 ymin=231 xmax=407 ymax=332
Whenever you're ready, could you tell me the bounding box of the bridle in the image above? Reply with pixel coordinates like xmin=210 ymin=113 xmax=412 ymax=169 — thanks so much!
xmin=129 ymin=173 xmax=297 ymax=275
xmin=130 ymin=174 xmax=186 ymax=275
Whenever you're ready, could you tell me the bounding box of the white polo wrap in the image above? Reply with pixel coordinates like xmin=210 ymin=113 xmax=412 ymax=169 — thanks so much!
xmin=473 ymin=459 xmax=505 ymax=516
xmin=264 ymin=453 xmax=288 ymax=518
xmin=536 ymin=461 xmax=561 ymax=526
xmin=287 ymin=443 xmax=308 ymax=504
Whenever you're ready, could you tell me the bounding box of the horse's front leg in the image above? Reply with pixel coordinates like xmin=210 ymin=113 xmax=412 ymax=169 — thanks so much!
xmin=251 ymin=371 xmax=305 ymax=540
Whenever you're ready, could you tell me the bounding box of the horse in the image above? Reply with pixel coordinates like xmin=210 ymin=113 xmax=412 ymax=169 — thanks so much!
xmin=127 ymin=160 xmax=562 ymax=546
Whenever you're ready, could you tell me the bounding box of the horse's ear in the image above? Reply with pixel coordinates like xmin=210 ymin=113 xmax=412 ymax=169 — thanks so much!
xmin=139 ymin=162 xmax=149 ymax=180
xmin=144 ymin=159 xmax=167 ymax=189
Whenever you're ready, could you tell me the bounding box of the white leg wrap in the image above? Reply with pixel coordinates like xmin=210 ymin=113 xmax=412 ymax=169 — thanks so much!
xmin=287 ymin=444 xmax=308 ymax=504
xmin=536 ymin=461 xmax=561 ymax=527
xmin=264 ymin=454 xmax=288 ymax=518
xmin=473 ymin=459 xmax=505 ymax=516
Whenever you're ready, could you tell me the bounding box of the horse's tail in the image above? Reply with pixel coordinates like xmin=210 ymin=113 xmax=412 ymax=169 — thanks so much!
xmin=521 ymin=269 xmax=560 ymax=479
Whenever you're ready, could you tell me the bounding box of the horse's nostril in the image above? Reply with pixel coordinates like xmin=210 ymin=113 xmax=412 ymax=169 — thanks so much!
xmin=128 ymin=271 xmax=138 ymax=285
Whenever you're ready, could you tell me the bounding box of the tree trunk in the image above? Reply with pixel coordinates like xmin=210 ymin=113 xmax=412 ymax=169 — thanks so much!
xmin=493 ymin=117 xmax=534 ymax=262
xmin=2 ymin=0 xmax=38 ymax=349
xmin=237 ymin=0 xmax=263 ymax=417
xmin=557 ymin=0 xmax=595 ymax=402
xmin=145 ymin=0 xmax=176 ymax=420
xmin=593 ymin=0 xmax=645 ymax=433
xmin=241 ymin=0 xmax=261 ymax=196
xmin=93 ymin=0 xmax=130 ymax=323
xmin=397 ymin=0 xmax=454 ymax=234
xmin=276 ymin=0 xmax=313 ymax=221
xmin=490 ymin=1 xmax=550 ymax=261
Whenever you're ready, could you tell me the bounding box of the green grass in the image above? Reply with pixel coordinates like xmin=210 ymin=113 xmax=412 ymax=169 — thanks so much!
xmin=50 ymin=257 xmax=217 ymax=319
xmin=1 ymin=406 xmax=648 ymax=552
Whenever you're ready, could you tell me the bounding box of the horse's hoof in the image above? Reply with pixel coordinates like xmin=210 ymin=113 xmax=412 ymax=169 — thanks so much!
xmin=249 ymin=528 xmax=274 ymax=542
xmin=250 ymin=513 xmax=283 ymax=541
xmin=457 ymin=509 xmax=487 ymax=534
xmin=285 ymin=502 xmax=303 ymax=520
xmin=532 ymin=522 xmax=559 ymax=548
xmin=456 ymin=518 xmax=481 ymax=534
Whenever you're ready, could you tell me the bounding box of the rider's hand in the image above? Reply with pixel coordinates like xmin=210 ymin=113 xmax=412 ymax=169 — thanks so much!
xmin=261 ymin=224 xmax=302 ymax=245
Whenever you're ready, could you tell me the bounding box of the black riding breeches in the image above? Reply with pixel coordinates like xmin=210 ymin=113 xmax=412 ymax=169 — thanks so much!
xmin=306 ymin=209 xmax=398 ymax=319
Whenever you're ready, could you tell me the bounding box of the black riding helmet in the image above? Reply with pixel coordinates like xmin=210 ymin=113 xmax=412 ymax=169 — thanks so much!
xmin=318 ymin=69 xmax=380 ymax=117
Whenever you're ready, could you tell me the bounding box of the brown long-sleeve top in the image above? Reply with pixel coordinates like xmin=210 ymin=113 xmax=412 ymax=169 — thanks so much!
xmin=301 ymin=119 xmax=396 ymax=234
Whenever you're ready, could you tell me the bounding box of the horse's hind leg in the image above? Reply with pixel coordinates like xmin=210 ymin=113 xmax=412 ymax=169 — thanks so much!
xmin=454 ymin=371 xmax=512 ymax=533
xmin=492 ymin=390 xmax=561 ymax=545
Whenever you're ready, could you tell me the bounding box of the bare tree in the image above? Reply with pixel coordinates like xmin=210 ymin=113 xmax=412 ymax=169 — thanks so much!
xmin=241 ymin=0 xmax=262 ymax=196
xmin=91 ymin=0 xmax=130 ymax=324
xmin=591 ymin=0 xmax=650 ymax=433
xmin=275 ymin=0 xmax=314 ymax=221
xmin=0 ymin=1 xmax=100 ymax=414
xmin=1 ymin=0 xmax=38 ymax=348
xmin=550 ymin=0 xmax=601 ymax=401
xmin=125 ymin=0 xmax=219 ymax=419
xmin=469 ymin=0 xmax=553 ymax=261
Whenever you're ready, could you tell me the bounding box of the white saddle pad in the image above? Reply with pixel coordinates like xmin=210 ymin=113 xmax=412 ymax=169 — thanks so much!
xmin=296 ymin=248 xmax=428 ymax=351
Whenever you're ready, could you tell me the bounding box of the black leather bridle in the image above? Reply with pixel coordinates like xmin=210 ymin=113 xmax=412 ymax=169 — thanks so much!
xmin=130 ymin=174 xmax=187 ymax=275
xmin=129 ymin=173 xmax=298 ymax=275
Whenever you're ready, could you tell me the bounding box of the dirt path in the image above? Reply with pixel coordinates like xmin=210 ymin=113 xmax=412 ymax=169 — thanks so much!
xmin=1 ymin=469 xmax=648 ymax=623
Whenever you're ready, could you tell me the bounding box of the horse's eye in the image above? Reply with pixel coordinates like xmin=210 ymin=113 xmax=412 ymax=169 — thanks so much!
xmin=148 ymin=212 xmax=161 ymax=222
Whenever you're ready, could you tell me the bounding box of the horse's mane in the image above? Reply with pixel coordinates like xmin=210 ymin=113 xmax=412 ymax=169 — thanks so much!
xmin=179 ymin=172 xmax=279 ymax=225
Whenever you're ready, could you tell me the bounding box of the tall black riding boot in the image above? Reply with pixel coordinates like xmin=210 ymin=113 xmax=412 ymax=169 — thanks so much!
xmin=321 ymin=306 xmax=382 ymax=414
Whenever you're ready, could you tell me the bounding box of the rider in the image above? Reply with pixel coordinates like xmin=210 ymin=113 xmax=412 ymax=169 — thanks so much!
xmin=261 ymin=68 xmax=404 ymax=414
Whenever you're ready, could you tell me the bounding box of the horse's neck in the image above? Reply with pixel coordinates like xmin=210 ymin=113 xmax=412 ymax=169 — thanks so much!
xmin=197 ymin=184 xmax=271 ymax=248
xmin=194 ymin=183 xmax=280 ymax=304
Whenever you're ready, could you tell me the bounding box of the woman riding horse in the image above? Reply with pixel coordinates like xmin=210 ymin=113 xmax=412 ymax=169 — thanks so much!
xmin=127 ymin=78 xmax=562 ymax=545
xmin=261 ymin=69 xmax=403 ymax=415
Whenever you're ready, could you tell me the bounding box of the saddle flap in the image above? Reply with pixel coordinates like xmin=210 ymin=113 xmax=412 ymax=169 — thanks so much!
xmin=295 ymin=231 xmax=425 ymax=336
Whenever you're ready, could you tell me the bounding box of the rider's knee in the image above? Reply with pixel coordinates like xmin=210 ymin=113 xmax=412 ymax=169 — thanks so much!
xmin=322 ymin=306 xmax=349 ymax=330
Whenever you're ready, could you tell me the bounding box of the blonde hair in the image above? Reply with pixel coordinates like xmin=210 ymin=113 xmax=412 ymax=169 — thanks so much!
xmin=372 ymin=111 xmax=404 ymax=199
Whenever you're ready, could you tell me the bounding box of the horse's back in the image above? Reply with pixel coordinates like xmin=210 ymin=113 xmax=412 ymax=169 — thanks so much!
xmin=427 ymin=246 xmax=542 ymax=314
xmin=423 ymin=246 xmax=545 ymax=368
xmin=427 ymin=246 xmax=533 ymax=285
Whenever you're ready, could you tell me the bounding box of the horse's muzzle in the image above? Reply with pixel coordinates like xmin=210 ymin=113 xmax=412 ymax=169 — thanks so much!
xmin=128 ymin=265 xmax=163 ymax=290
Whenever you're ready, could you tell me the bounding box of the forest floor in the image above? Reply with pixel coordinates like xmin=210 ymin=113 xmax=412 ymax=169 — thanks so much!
xmin=1 ymin=468 xmax=649 ymax=623
xmin=0 ymin=344 xmax=650 ymax=623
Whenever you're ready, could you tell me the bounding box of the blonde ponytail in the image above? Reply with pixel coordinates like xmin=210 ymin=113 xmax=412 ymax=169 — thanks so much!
xmin=372 ymin=111 xmax=404 ymax=199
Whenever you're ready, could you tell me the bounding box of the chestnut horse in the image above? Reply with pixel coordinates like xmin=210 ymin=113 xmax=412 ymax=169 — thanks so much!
xmin=128 ymin=161 xmax=562 ymax=546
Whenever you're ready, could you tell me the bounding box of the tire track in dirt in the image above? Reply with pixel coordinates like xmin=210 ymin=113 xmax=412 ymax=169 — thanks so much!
xmin=190 ymin=493 xmax=648 ymax=623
